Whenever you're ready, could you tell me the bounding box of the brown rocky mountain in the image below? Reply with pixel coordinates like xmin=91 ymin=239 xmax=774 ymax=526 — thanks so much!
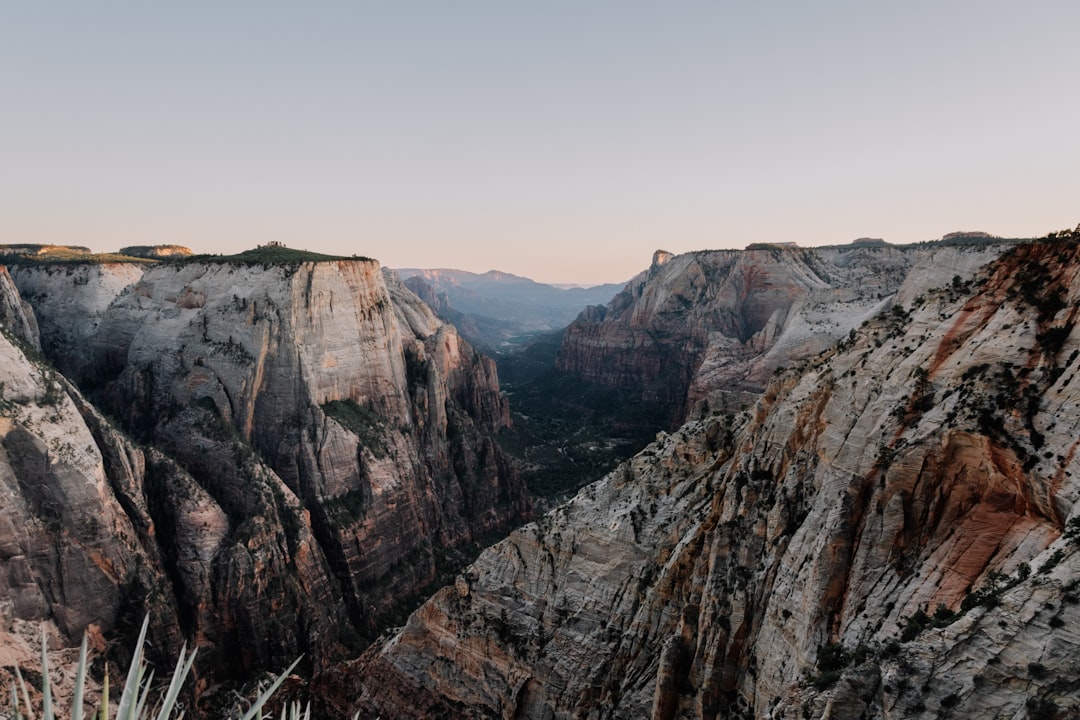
xmin=557 ymin=242 xmax=1013 ymax=426
xmin=338 ymin=235 xmax=1080 ymax=719
xmin=1 ymin=253 xmax=529 ymax=690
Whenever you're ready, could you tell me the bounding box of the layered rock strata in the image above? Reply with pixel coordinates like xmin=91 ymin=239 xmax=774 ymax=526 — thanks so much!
xmin=0 ymin=265 xmax=40 ymax=349
xmin=341 ymin=237 xmax=1080 ymax=719
xmin=7 ymin=257 xmax=528 ymax=681
xmin=0 ymin=285 xmax=183 ymax=688
xmin=557 ymin=243 xmax=1010 ymax=425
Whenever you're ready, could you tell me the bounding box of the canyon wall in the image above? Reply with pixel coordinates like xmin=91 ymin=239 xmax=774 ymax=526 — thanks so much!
xmin=340 ymin=237 xmax=1080 ymax=719
xmin=0 ymin=265 xmax=40 ymax=349
xmin=557 ymin=243 xmax=1010 ymax=425
xmin=4 ymin=256 xmax=529 ymax=683
xmin=0 ymin=291 xmax=186 ymax=696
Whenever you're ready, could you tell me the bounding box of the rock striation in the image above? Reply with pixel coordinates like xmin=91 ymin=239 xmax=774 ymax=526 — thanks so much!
xmin=0 ymin=265 xmax=40 ymax=350
xmin=341 ymin=236 xmax=1080 ymax=719
xmin=557 ymin=242 xmax=1012 ymax=425
xmin=6 ymin=256 xmax=529 ymax=684
xmin=0 ymin=276 xmax=184 ymax=691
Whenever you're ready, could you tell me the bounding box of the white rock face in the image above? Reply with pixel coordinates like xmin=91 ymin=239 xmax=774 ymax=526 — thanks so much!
xmin=0 ymin=312 xmax=195 ymax=701
xmin=0 ymin=265 xmax=40 ymax=349
xmin=10 ymin=263 xmax=144 ymax=370
xmin=10 ymin=256 xmax=528 ymax=678
xmin=344 ymin=239 xmax=1080 ymax=720
xmin=558 ymin=243 xmax=1014 ymax=423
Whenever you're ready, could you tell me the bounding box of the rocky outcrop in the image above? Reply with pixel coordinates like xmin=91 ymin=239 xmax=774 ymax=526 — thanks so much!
xmin=340 ymin=236 xmax=1080 ymax=719
xmin=403 ymin=275 xmax=452 ymax=316
xmin=0 ymin=265 xmax=40 ymax=350
xmin=8 ymin=256 xmax=529 ymax=681
xmin=0 ymin=301 xmax=185 ymax=684
xmin=0 ymin=245 xmax=92 ymax=257
xmin=117 ymin=244 xmax=193 ymax=259
xmin=557 ymin=242 xmax=1011 ymax=425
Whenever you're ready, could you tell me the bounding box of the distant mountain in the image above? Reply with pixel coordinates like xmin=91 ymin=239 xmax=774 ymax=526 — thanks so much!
xmin=393 ymin=267 xmax=625 ymax=352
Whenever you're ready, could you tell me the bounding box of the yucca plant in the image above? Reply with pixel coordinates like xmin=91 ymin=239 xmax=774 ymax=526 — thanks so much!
xmin=5 ymin=616 xmax=299 ymax=720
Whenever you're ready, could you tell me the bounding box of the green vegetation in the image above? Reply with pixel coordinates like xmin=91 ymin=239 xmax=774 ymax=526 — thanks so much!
xmin=322 ymin=400 xmax=387 ymax=458
xmin=0 ymin=243 xmax=370 ymax=268
xmin=896 ymin=561 xmax=1044 ymax=644
xmin=1026 ymin=698 xmax=1060 ymax=720
xmin=1065 ymin=517 xmax=1080 ymax=546
xmin=324 ymin=487 xmax=369 ymax=524
xmin=809 ymin=642 xmax=872 ymax=689
xmin=5 ymin=616 xmax=299 ymax=720
xmin=924 ymin=234 xmax=1021 ymax=248
xmin=900 ymin=604 xmax=961 ymax=641
xmin=0 ymin=247 xmax=155 ymax=265
xmin=168 ymin=245 xmax=366 ymax=266
xmin=496 ymin=332 xmax=667 ymax=499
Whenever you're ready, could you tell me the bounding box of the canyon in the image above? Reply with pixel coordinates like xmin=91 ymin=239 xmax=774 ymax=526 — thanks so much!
xmin=337 ymin=235 xmax=1080 ymax=718
xmin=3 ymin=233 xmax=1080 ymax=720
xmin=395 ymin=268 xmax=623 ymax=353
xmin=557 ymin=240 xmax=1012 ymax=426
xmin=0 ymin=249 xmax=529 ymax=697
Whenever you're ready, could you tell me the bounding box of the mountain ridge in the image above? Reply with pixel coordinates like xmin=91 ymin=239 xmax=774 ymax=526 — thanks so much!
xmin=1 ymin=254 xmax=529 ymax=694
xmin=338 ymin=233 xmax=1080 ymax=719
xmin=394 ymin=267 xmax=625 ymax=352
xmin=557 ymin=241 xmax=1015 ymax=427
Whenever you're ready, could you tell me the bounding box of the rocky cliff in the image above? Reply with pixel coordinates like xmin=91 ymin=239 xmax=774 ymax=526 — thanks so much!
xmin=557 ymin=242 xmax=1011 ymax=426
xmin=5 ymin=255 xmax=529 ymax=683
xmin=340 ymin=235 xmax=1080 ymax=719
xmin=0 ymin=265 xmax=40 ymax=349
xmin=0 ymin=278 xmax=185 ymax=696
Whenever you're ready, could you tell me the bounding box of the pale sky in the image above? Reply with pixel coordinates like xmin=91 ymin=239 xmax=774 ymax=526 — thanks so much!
xmin=3 ymin=2 xmax=1078 ymax=285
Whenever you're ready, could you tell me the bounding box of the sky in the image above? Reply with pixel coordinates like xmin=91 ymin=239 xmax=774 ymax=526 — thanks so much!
xmin=3 ymin=2 xmax=1079 ymax=285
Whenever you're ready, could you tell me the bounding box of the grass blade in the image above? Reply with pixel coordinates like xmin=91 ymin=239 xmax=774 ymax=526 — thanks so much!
xmin=40 ymin=630 xmax=54 ymax=720
xmin=153 ymin=643 xmax=197 ymax=720
xmin=71 ymin=634 xmax=88 ymax=720
xmin=130 ymin=670 xmax=153 ymax=720
xmin=237 ymin=656 xmax=301 ymax=720
xmin=15 ymin=665 xmax=33 ymax=720
xmin=115 ymin=616 xmax=149 ymax=720
xmin=98 ymin=667 xmax=108 ymax=720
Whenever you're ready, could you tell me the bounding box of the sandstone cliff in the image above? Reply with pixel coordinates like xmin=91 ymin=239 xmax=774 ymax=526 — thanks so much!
xmin=7 ymin=256 xmax=529 ymax=682
xmin=0 ymin=275 xmax=184 ymax=693
xmin=340 ymin=236 xmax=1080 ymax=719
xmin=0 ymin=265 xmax=40 ymax=350
xmin=557 ymin=242 xmax=1010 ymax=426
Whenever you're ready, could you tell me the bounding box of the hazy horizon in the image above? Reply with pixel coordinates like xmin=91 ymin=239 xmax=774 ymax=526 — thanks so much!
xmin=4 ymin=2 xmax=1078 ymax=285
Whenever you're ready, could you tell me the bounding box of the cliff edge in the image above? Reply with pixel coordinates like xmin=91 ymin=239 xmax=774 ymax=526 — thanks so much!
xmin=340 ymin=235 xmax=1080 ymax=719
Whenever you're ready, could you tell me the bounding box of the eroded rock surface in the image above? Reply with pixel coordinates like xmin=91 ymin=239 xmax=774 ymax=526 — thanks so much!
xmin=342 ymin=238 xmax=1080 ymax=719
xmin=557 ymin=242 xmax=1010 ymax=425
xmin=0 ymin=265 xmax=40 ymax=349
xmin=0 ymin=295 xmax=184 ymax=695
xmin=7 ymin=257 xmax=529 ymax=682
